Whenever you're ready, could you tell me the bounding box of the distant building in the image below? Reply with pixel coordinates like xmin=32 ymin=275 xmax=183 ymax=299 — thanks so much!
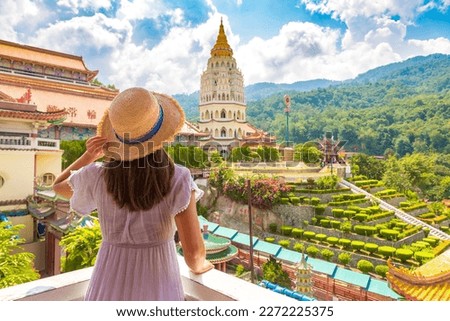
xmin=0 ymin=39 xmax=118 ymax=140
xmin=197 ymin=20 xmax=275 ymax=158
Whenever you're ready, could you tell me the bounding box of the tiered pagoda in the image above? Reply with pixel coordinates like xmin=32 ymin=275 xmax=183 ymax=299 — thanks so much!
xmin=197 ymin=20 xmax=275 ymax=158
xmin=294 ymin=251 xmax=313 ymax=297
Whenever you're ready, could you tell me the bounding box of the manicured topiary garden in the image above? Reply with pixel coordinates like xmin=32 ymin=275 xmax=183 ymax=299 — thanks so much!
xmin=264 ymin=176 xmax=450 ymax=278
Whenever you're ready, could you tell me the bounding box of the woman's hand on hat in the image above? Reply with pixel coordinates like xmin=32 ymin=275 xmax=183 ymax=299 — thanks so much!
xmin=85 ymin=136 xmax=107 ymax=162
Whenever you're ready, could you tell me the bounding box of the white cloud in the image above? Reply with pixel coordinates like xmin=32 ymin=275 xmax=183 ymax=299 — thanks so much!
xmin=116 ymin=0 xmax=167 ymax=20
xmin=32 ymin=13 xmax=131 ymax=53
xmin=300 ymin=0 xmax=431 ymax=22
xmin=236 ymin=22 xmax=340 ymax=84
xmin=0 ymin=0 xmax=42 ymax=41
xmin=56 ymin=0 xmax=112 ymax=14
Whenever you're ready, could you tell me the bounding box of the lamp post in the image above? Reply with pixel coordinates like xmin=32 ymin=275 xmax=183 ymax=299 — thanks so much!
xmin=283 ymin=95 xmax=291 ymax=147
xmin=246 ymin=178 xmax=255 ymax=283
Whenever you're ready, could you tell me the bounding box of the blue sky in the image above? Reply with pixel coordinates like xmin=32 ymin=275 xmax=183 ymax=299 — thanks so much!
xmin=0 ymin=0 xmax=449 ymax=94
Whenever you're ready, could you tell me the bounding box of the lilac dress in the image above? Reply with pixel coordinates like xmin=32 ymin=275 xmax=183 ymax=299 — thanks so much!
xmin=68 ymin=162 xmax=203 ymax=301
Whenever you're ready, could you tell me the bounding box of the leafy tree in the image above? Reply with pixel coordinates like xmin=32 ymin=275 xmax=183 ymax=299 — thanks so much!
xmin=0 ymin=222 xmax=40 ymax=288
xmin=229 ymin=146 xmax=252 ymax=162
xmin=60 ymin=140 xmax=86 ymax=169
xmin=321 ymin=249 xmax=335 ymax=262
xmin=294 ymin=143 xmax=322 ymax=164
xmin=60 ymin=220 xmax=102 ymax=272
xmin=350 ymin=153 xmax=386 ymax=180
xmin=209 ymin=151 xmax=224 ymax=165
xmin=338 ymin=252 xmax=351 ymax=266
xmin=166 ymin=144 xmax=208 ymax=168
xmin=262 ymin=256 xmax=291 ymax=288
xmin=357 ymin=259 xmax=374 ymax=274
xmin=256 ymin=146 xmax=280 ymax=162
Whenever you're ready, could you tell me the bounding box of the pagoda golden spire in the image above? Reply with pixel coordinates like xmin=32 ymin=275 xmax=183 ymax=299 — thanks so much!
xmin=211 ymin=18 xmax=233 ymax=57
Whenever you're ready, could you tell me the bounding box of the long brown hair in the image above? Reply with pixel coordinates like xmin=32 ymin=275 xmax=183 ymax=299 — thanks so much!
xmin=103 ymin=148 xmax=174 ymax=211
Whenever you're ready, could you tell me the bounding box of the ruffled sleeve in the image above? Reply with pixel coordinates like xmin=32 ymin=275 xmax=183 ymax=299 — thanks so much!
xmin=68 ymin=162 xmax=102 ymax=215
xmin=170 ymin=165 xmax=204 ymax=216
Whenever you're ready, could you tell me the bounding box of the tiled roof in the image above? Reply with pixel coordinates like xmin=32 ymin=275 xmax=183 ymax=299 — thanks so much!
xmin=0 ymin=39 xmax=94 ymax=73
xmin=0 ymin=105 xmax=67 ymax=121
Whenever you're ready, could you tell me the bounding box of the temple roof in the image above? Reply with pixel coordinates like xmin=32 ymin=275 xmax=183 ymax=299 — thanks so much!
xmin=179 ymin=120 xmax=209 ymax=136
xmin=0 ymin=100 xmax=67 ymax=121
xmin=0 ymin=39 xmax=97 ymax=79
xmin=211 ymin=19 xmax=233 ymax=57
xmin=386 ymin=251 xmax=450 ymax=301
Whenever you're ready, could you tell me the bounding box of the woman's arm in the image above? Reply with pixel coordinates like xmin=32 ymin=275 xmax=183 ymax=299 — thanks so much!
xmin=53 ymin=136 xmax=106 ymax=199
xmin=175 ymin=192 xmax=214 ymax=274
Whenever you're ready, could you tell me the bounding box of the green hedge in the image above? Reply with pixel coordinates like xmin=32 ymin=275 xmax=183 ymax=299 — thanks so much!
xmin=294 ymin=188 xmax=351 ymax=194
xmin=339 ymin=238 xmax=352 ymax=249
xmin=378 ymin=246 xmax=396 ymax=258
xmin=291 ymin=228 xmax=304 ymax=238
xmin=364 ymin=243 xmax=379 ymax=253
xmin=315 ymin=205 xmax=326 ymax=215
xmin=315 ymin=233 xmax=327 ymax=242
xmin=293 ymin=242 xmax=304 ymax=252
xmin=422 ymin=237 xmax=438 ymax=247
xmin=306 ymin=245 xmax=319 ymax=258
xmin=343 ymin=210 xmax=357 ymax=219
xmin=289 ymin=197 xmax=300 ymax=205
xmin=357 ymin=259 xmax=374 ymax=273
xmin=278 ymin=240 xmax=291 ymax=248
xmin=375 ymin=265 xmax=389 ymax=277
xmin=355 ymin=180 xmax=379 ymax=187
xmin=380 ymin=228 xmax=400 ymax=240
xmin=338 ymin=252 xmax=351 ymax=265
xmin=321 ymin=249 xmax=335 ymax=261
xmin=395 ymin=249 xmax=414 ymax=262
xmin=265 ymin=237 xmax=275 ymax=243
xmin=280 ymin=197 xmax=290 ymax=205
xmin=268 ymin=223 xmax=277 ymax=233
xmin=303 ymin=231 xmax=316 ymax=240
xmin=414 ymin=251 xmax=435 ymax=264
xmin=332 ymin=209 xmax=345 ymax=218
xmin=310 ymin=197 xmax=321 ymax=206
xmin=320 ymin=219 xmax=331 ymax=228
xmin=354 ymin=214 xmax=369 ymax=222
xmin=354 ymin=225 xmax=377 ymax=236
xmin=331 ymin=220 xmax=341 ymax=229
xmin=351 ymin=240 xmax=365 ymax=251
xmin=375 ymin=189 xmax=397 ymax=197
xmin=402 ymin=203 xmax=428 ymax=212
xmin=280 ymin=225 xmax=293 ymax=236
xmin=326 ymin=237 xmax=339 ymax=246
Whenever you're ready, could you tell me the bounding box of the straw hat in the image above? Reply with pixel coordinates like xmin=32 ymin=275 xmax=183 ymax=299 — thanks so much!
xmin=97 ymin=87 xmax=185 ymax=161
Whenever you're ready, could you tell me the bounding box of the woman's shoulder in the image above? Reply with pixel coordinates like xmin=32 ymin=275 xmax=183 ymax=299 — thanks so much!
xmin=173 ymin=164 xmax=190 ymax=178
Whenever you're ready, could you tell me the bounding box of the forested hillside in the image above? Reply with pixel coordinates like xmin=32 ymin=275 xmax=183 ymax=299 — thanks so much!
xmin=246 ymin=54 xmax=450 ymax=156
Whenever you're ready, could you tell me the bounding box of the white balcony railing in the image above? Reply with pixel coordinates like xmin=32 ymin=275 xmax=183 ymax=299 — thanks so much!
xmin=0 ymin=136 xmax=60 ymax=150
xmin=0 ymin=256 xmax=294 ymax=302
